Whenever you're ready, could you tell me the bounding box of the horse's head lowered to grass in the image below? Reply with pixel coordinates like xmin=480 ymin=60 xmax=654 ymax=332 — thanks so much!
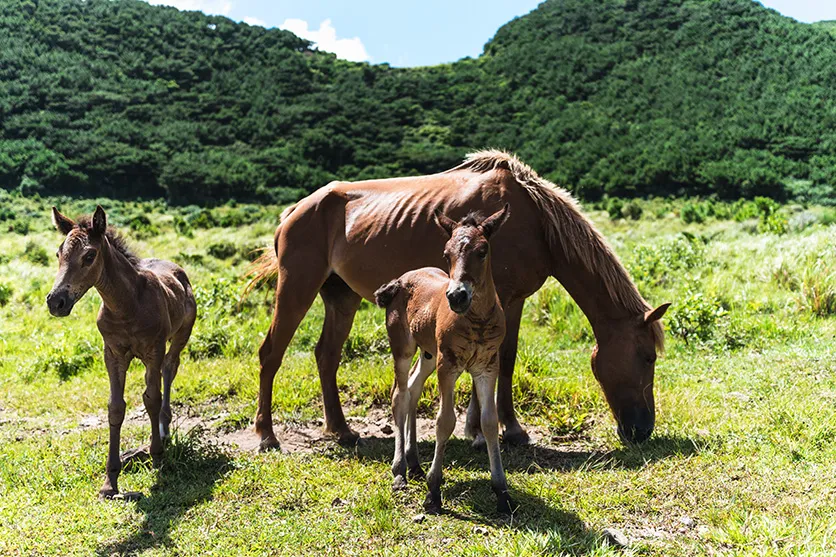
xmin=591 ymin=303 xmax=670 ymax=444
xmin=47 ymin=205 xmax=127 ymax=317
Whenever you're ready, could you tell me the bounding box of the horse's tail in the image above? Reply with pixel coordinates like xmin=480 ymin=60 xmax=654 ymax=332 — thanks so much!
xmin=241 ymin=203 xmax=299 ymax=301
xmin=374 ymin=280 xmax=401 ymax=308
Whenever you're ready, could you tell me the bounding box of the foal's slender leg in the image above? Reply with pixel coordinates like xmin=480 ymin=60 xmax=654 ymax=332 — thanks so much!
xmin=425 ymin=362 xmax=459 ymax=514
xmin=405 ymin=352 xmax=436 ymax=480
xmin=140 ymin=346 xmax=166 ymax=466
xmin=316 ymin=275 xmax=362 ymax=443
xmin=390 ymin=350 xmax=415 ymax=490
xmin=255 ymin=248 xmax=330 ymax=451
xmin=160 ymin=318 xmax=194 ymax=441
xmin=474 ymin=369 xmax=515 ymax=514
xmin=100 ymin=346 xmax=131 ymax=500
xmin=466 ymin=300 xmax=528 ymax=447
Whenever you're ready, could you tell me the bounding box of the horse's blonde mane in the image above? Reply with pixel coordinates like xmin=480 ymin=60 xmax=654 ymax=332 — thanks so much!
xmin=449 ymin=149 xmax=664 ymax=350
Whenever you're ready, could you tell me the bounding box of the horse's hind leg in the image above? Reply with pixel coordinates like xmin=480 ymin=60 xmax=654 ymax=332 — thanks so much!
xmin=316 ymin=275 xmax=362 ymax=443
xmin=256 ymin=246 xmax=330 ymax=452
xmin=160 ymin=315 xmax=195 ymax=441
xmin=425 ymin=360 xmax=459 ymax=514
xmin=474 ymin=368 xmax=514 ymax=514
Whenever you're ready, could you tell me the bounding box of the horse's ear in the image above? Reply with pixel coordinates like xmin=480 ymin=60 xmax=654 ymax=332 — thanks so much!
xmin=479 ymin=203 xmax=510 ymax=239
xmin=92 ymin=205 xmax=107 ymax=237
xmin=643 ymin=303 xmax=671 ymax=325
xmin=52 ymin=207 xmax=75 ymax=235
xmin=433 ymin=209 xmax=456 ymax=238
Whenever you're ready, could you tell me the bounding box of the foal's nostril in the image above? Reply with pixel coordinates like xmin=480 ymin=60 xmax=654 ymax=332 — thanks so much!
xmin=56 ymin=297 xmax=66 ymax=310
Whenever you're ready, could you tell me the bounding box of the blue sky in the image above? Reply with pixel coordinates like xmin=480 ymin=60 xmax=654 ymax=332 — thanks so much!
xmin=146 ymin=0 xmax=836 ymax=67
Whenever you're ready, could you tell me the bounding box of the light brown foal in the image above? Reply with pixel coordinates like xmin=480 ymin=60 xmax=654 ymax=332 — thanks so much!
xmin=47 ymin=206 xmax=196 ymax=500
xmin=375 ymin=205 xmax=514 ymax=514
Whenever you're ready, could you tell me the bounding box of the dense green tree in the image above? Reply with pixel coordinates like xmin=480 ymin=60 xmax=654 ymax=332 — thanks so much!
xmin=1 ymin=0 xmax=836 ymax=204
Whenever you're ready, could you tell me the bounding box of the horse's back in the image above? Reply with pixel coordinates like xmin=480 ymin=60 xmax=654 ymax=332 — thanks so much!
xmin=278 ymin=169 xmax=550 ymax=303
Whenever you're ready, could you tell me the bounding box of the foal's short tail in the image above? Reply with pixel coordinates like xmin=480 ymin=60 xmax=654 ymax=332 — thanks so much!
xmin=374 ymin=280 xmax=401 ymax=308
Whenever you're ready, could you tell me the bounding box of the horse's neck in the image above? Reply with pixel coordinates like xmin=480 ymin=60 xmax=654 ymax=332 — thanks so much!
xmin=553 ymin=263 xmax=632 ymax=335
xmin=95 ymin=242 xmax=140 ymax=318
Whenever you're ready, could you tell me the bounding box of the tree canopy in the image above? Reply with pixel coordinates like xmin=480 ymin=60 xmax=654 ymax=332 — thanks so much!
xmin=1 ymin=0 xmax=835 ymax=204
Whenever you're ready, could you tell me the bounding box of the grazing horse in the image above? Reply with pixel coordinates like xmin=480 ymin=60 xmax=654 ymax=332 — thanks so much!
xmin=47 ymin=206 xmax=196 ymax=500
xmin=248 ymin=150 xmax=670 ymax=451
xmin=375 ymin=205 xmax=514 ymax=514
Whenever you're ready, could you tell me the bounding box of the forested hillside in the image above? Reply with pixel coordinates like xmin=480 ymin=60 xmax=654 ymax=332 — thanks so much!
xmin=1 ymin=0 xmax=835 ymax=204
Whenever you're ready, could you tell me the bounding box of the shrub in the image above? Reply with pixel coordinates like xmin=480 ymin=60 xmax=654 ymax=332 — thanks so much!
xmin=629 ymin=233 xmax=705 ymax=287
xmin=173 ymin=216 xmax=194 ymax=237
xmin=680 ymin=202 xmax=706 ymax=224
xmin=0 ymin=282 xmax=12 ymax=306
xmin=126 ymin=214 xmax=160 ymax=239
xmin=606 ymin=198 xmax=623 ymax=220
xmin=668 ymin=292 xmax=727 ymax=345
xmin=622 ymin=200 xmax=643 ymax=220
xmin=41 ymin=341 xmax=98 ymax=381
xmin=207 ymin=242 xmax=238 ymax=260
xmin=23 ymin=241 xmax=49 ymax=266
xmin=797 ymin=259 xmax=836 ymax=316
xmin=9 ymin=219 xmax=30 ymax=234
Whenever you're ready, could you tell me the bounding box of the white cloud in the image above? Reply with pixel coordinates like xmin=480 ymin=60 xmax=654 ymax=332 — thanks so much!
xmin=243 ymin=16 xmax=266 ymax=27
xmin=279 ymin=19 xmax=370 ymax=63
xmin=146 ymin=0 xmax=232 ymax=16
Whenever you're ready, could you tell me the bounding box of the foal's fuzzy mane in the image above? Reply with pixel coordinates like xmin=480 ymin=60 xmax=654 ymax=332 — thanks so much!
xmin=74 ymin=215 xmax=140 ymax=266
xmin=448 ymin=149 xmax=664 ymax=351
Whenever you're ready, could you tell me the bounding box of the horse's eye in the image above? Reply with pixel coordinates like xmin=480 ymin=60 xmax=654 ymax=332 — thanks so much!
xmin=82 ymin=250 xmax=97 ymax=266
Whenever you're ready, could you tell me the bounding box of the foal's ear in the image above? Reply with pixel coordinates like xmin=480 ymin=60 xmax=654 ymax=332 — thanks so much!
xmin=92 ymin=205 xmax=107 ymax=237
xmin=433 ymin=209 xmax=457 ymax=238
xmin=643 ymin=303 xmax=671 ymax=325
xmin=52 ymin=207 xmax=75 ymax=235
xmin=479 ymin=204 xmax=511 ymax=240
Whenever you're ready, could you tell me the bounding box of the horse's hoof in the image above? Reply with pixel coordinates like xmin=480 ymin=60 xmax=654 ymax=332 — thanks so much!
xmin=259 ymin=437 xmax=282 ymax=453
xmin=98 ymin=488 xmax=118 ymax=500
xmin=502 ymin=427 xmax=531 ymax=446
xmin=336 ymin=428 xmax=360 ymax=447
xmin=496 ymin=492 xmax=518 ymax=515
xmin=471 ymin=433 xmax=487 ymax=452
xmin=463 ymin=422 xmax=480 ymax=441
xmin=408 ymin=465 xmax=426 ymax=481
xmin=392 ymin=475 xmax=408 ymax=491
xmin=423 ymin=491 xmax=443 ymax=515
xmin=120 ymin=447 xmax=151 ymax=470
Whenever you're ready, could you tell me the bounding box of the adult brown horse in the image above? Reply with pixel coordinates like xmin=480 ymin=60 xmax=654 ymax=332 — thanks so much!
xmin=249 ymin=150 xmax=670 ymax=451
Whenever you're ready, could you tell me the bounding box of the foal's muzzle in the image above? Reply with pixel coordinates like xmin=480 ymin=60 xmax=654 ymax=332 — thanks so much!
xmin=446 ymin=283 xmax=472 ymax=314
xmin=46 ymin=289 xmax=74 ymax=317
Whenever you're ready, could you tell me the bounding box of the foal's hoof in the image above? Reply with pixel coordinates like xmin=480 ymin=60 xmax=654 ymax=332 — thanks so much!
xmin=423 ymin=491 xmax=443 ymax=515
xmin=471 ymin=433 xmax=487 ymax=452
xmin=120 ymin=447 xmax=152 ymax=470
xmin=99 ymin=489 xmax=142 ymax=502
xmin=502 ymin=427 xmax=531 ymax=447
xmin=258 ymin=436 xmax=282 ymax=453
xmin=408 ymin=465 xmax=426 ymax=481
xmin=496 ymin=492 xmax=518 ymax=515
xmin=392 ymin=475 xmax=408 ymax=491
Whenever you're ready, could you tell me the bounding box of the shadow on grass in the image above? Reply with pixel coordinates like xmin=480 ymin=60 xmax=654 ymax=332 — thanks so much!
xmin=442 ymin=480 xmax=601 ymax=555
xmin=96 ymin=427 xmax=231 ymax=556
xmin=335 ymin=432 xmax=705 ymax=474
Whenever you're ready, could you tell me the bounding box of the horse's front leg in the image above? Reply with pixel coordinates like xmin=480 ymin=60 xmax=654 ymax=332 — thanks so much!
xmin=425 ymin=361 xmax=459 ymax=514
xmin=99 ymin=346 xmax=132 ymax=500
xmin=473 ymin=367 xmax=515 ymax=514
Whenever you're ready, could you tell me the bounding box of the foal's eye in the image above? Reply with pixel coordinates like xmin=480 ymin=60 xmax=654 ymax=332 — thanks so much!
xmin=82 ymin=250 xmax=97 ymax=266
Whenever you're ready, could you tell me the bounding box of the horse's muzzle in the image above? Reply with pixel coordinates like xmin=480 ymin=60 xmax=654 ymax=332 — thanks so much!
xmin=616 ymin=407 xmax=654 ymax=445
xmin=46 ymin=290 xmax=74 ymax=317
xmin=446 ymin=283 xmax=472 ymax=314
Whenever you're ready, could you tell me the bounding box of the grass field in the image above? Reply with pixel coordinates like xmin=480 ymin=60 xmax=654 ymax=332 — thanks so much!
xmin=2 ymin=192 xmax=836 ymax=556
